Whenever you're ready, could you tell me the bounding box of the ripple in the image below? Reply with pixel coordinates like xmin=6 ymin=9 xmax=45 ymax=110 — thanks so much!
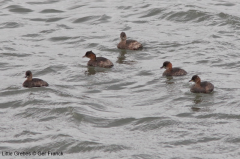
xmin=72 ymin=16 xmax=99 ymax=23
xmin=27 ymin=0 xmax=60 ymax=5
xmin=215 ymin=3 xmax=235 ymax=7
xmin=22 ymin=34 xmax=40 ymax=38
xmin=117 ymin=6 xmax=132 ymax=10
xmin=107 ymin=82 xmax=136 ymax=90
xmin=47 ymin=17 xmax=66 ymax=22
xmin=68 ymin=5 xmax=85 ymax=10
xmin=39 ymin=29 xmax=55 ymax=34
xmin=49 ymin=36 xmax=72 ymax=42
xmin=6 ymin=5 xmax=33 ymax=14
xmin=29 ymin=18 xmax=46 ymax=22
xmin=95 ymin=14 xmax=111 ymax=24
xmin=196 ymin=113 xmax=240 ymax=119
xmin=168 ymin=137 xmax=220 ymax=146
xmin=0 ymin=100 xmax=22 ymax=109
xmin=131 ymin=117 xmax=179 ymax=131
xmin=0 ymin=52 xmax=31 ymax=57
xmin=67 ymin=141 xmax=129 ymax=153
xmin=140 ymin=8 xmax=165 ymax=18
xmin=163 ymin=10 xmax=212 ymax=23
xmin=217 ymin=12 xmax=240 ymax=27
xmin=0 ymin=22 xmax=22 ymax=29
xmin=40 ymin=9 xmax=64 ymax=13
xmin=9 ymin=8 xmax=33 ymax=13
xmin=104 ymin=118 xmax=135 ymax=128
xmin=225 ymin=137 xmax=240 ymax=143
xmin=57 ymin=24 xmax=72 ymax=29
xmin=30 ymin=17 xmax=65 ymax=22
xmin=14 ymin=130 xmax=42 ymax=138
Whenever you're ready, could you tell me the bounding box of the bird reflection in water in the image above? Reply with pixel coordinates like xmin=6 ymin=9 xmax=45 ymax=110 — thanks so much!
xmin=117 ymin=50 xmax=127 ymax=64
xmin=190 ymin=94 xmax=202 ymax=111
xmin=116 ymin=50 xmax=137 ymax=65
xmin=85 ymin=67 xmax=97 ymax=75
xmin=191 ymin=107 xmax=201 ymax=112
xmin=85 ymin=67 xmax=109 ymax=76
xmin=164 ymin=76 xmax=174 ymax=84
xmin=193 ymin=94 xmax=203 ymax=104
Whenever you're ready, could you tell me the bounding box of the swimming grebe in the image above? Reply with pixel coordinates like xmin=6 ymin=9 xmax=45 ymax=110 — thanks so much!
xmin=160 ymin=61 xmax=187 ymax=76
xmin=23 ymin=71 xmax=49 ymax=88
xmin=83 ymin=51 xmax=114 ymax=68
xmin=189 ymin=75 xmax=214 ymax=93
xmin=117 ymin=32 xmax=143 ymax=50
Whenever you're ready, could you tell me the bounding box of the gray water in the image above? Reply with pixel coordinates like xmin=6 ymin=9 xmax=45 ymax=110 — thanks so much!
xmin=1 ymin=0 xmax=240 ymax=158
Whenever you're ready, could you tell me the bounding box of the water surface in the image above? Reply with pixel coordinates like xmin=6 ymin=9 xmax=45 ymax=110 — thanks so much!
xmin=1 ymin=0 xmax=240 ymax=158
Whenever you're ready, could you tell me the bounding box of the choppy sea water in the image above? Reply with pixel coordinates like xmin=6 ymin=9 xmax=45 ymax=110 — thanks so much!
xmin=1 ymin=0 xmax=240 ymax=158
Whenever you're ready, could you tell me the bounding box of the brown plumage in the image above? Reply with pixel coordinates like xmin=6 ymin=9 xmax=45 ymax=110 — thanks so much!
xmin=189 ymin=75 xmax=214 ymax=93
xmin=117 ymin=32 xmax=143 ymax=50
xmin=23 ymin=71 xmax=49 ymax=88
xmin=83 ymin=51 xmax=114 ymax=68
xmin=160 ymin=61 xmax=187 ymax=76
